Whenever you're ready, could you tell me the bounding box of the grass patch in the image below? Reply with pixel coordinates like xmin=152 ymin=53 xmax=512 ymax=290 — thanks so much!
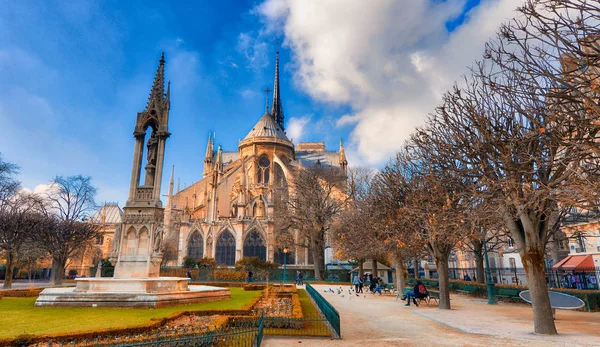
xmin=0 ymin=288 xmax=260 ymax=339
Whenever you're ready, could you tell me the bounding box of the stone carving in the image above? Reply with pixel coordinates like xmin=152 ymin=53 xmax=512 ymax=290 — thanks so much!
xmin=153 ymin=225 xmax=163 ymax=253
xmin=146 ymin=131 xmax=158 ymax=166
xmin=112 ymin=224 xmax=122 ymax=254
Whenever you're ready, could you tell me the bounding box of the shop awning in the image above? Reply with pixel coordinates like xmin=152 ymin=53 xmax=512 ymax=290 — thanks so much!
xmin=552 ymin=255 xmax=594 ymax=271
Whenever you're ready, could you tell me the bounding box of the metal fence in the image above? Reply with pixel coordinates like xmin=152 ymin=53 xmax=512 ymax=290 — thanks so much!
xmin=444 ymin=267 xmax=600 ymax=290
xmin=305 ymin=283 xmax=341 ymax=338
xmin=262 ymin=315 xmax=331 ymax=337
xmin=49 ymin=314 xmax=265 ymax=347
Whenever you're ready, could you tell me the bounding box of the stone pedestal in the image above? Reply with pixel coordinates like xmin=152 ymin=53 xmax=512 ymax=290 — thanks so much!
xmin=35 ymin=279 xmax=230 ymax=308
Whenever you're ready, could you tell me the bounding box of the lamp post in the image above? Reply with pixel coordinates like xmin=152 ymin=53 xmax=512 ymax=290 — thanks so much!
xmin=283 ymin=247 xmax=289 ymax=285
xmin=483 ymin=236 xmax=497 ymax=304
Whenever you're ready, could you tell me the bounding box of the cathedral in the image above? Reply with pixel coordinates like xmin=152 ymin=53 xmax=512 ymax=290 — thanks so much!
xmin=154 ymin=52 xmax=349 ymax=268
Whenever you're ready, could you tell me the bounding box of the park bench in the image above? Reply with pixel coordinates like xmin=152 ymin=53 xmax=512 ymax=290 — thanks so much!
xmin=456 ymin=285 xmax=478 ymax=295
xmin=449 ymin=283 xmax=457 ymax=291
xmin=427 ymin=290 xmax=440 ymax=304
xmin=383 ymin=284 xmax=395 ymax=295
xmin=397 ymin=287 xmax=434 ymax=305
xmin=496 ymin=288 xmax=521 ymax=300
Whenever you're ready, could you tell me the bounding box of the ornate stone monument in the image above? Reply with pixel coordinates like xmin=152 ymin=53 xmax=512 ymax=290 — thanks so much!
xmin=35 ymin=54 xmax=230 ymax=307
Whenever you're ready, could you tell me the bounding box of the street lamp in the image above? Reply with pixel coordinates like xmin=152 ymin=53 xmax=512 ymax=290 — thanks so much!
xmin=283 ymin=247 xmax=289 ymax=285
xmin=482 ymin=235 xmax=497 ymax=305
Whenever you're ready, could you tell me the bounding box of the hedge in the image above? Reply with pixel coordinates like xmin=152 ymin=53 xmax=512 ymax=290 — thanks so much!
xmin=414 ymin=278 xmax=600 ymax=312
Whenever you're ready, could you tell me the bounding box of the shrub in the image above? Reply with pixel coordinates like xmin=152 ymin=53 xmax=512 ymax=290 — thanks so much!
xmin=235 ymin=257 xmax=279 ymax=271
xmin=214 ymin=269 xmax=246 ymax=281
xmin=182 ymin=256 xmax=196 ymax=269
xmin=197 ymin=258 xmax=217 ymax=269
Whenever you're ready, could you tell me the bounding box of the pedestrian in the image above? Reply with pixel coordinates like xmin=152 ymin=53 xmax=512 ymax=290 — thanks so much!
xmin=298 ymin=272 xmax=303 ymax=285
xmin=247 ymin=270 xmax=253 ymax=283
xmin=186 ymin=270 xmax=192 ymax=283
xmin=358 ymin=276 xmax=364 ymax=293
xmin=353 ymin=275 xmax=361 ymax=292
xmin=464 ymin=274 xmax=471 ymax=281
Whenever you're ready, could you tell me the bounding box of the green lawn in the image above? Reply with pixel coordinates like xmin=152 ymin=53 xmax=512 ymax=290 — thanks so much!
xmin=0 ymin=288 xmax=260 ymax=339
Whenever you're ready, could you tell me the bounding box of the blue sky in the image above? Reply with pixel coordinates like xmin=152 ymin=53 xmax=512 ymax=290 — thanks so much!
xmin=0 ymin=0 xmax=519 ymax=204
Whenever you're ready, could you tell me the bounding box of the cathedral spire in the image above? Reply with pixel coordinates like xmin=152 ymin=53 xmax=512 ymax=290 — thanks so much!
xmin=270 ymin=51 xmax=284 ymax=130
xmin=147 ymin=52 xmax=166 ymax=111
xmin=203 ymin=132 xmax=214 ymax=177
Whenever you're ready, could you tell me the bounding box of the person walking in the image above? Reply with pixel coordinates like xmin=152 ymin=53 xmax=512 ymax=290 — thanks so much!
xmin=353 ymin=275 xmax=362 ymax=292
xmin=247 ymin=270 xmax=253 ymax=283
xmin=358 ymin=276 xmax=364 ymax=293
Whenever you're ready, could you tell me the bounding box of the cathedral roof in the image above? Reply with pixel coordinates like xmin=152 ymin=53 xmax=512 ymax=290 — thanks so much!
xmin=90 ymin=203 xmax=122 ymax=224
xmin=243 ymin=112 xmax=290 ymax=142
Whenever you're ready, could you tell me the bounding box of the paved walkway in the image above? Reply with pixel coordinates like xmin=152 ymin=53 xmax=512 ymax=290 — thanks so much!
xmin=263 ymin=284 xmax=600 ymax=347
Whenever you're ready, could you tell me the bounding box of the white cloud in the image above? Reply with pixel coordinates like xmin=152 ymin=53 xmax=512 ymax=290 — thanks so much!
xmin=286 ymin=115 xmax=311 ymax=142
xmin=257 ymin=0 xmax=521 ymax=165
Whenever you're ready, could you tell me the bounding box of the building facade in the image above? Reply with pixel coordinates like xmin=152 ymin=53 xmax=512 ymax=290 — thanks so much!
xmin=153 ymin=53 xmax=348 ymax=268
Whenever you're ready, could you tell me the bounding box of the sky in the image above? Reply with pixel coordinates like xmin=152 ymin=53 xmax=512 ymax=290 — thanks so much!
xmin=0 ymin=0 xmax=521 ymax=205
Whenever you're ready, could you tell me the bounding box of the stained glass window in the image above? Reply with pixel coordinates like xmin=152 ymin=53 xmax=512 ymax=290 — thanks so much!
xmin=187 ymin=231 xmax=204 ymax=260
xmin=216 ymin=230 xmax=236 ymax=266
xmin=243 ymin=231 xmax=266 ymax=261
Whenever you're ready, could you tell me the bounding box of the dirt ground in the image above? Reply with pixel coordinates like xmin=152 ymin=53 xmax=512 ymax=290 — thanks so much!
xmin=263 ymin=284 xmax=600 ymax=347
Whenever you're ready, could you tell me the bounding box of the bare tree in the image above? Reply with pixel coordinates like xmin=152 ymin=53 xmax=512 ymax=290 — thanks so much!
xmin=36 ymin=176 xmax=101 ymax=284
xmin=275 ymin=165 xmax=347 ymax=280
xmin=0 ymin=192 xmax=49 ymax=288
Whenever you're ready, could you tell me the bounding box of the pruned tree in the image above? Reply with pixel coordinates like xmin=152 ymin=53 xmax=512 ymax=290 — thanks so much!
xmin=275 ymin=165 xmax=347 ymax=280
xmin=36 ymin=175 xmax=101 ymax=284
xmin=333 ymin=167 xmax=384 ymax=278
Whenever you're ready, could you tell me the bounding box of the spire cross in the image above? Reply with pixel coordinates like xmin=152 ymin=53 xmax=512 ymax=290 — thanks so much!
xmin=264 ymin=87 xmax=272 ymax=112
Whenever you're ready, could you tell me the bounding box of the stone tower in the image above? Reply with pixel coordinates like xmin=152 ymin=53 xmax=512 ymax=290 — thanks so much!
xmin=112 ymin=53 xmax=171 ymax=278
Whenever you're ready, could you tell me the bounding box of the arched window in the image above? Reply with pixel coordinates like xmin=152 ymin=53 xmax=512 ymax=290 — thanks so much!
xmin=243 ymin=231 xmax=266 ymax=261
xmin=216 ymin=230 xmax=236 ymax=266
xmin=187 ymin=231 xmax=204 ymax=261
xmin=274 ymin=248 xmax=295 ymax=265
xmin=257 ymin=155 xmax=270 ymax=185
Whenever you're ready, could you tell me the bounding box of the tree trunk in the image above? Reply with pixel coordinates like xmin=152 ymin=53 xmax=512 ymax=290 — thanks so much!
xmin=51 ymin=256 xmax=66 ymax=285
xmin=394 ymin=252 xmax=405 ymax=292
xmin=414 ymin=255 xmax=420 ymax=279
xmin=358 ymin=259 xmax=364 ymax=277
xmin=474 ymin=251 xmax=485 ymax=284
xmin=311 ymin=235 xmax=325 ymax=280
xmin=3 ymin=251 xmax=15 ymax=289
xmin=372 ymin=259 xmax=378 ymax=278
xmin=522 ymin=247 xmax=557 ymax=335
xmin=435 ymin=253 xmax=451 ymax=310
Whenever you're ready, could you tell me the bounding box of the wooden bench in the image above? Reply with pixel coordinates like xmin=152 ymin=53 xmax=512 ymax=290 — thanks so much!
xmin=456 ymin=285 xmax=478 ymax=295
xmin=496 ymin=288 xmax=521 ymax=300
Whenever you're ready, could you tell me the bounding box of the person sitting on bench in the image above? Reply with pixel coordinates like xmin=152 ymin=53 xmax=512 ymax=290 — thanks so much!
xmin=401 ymin=280 xmax=427 ymax=306
xmin=373 ymin=279 xmax=385 ymax=295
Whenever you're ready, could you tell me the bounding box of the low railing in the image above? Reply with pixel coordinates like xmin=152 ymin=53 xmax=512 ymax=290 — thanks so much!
xmin=263 ymin=315 xmax=331 ymax=337
xmin=306 ymin=283 xmax=341 ymax=338
xmin=49 ymin=314 xmax=265 ymax=347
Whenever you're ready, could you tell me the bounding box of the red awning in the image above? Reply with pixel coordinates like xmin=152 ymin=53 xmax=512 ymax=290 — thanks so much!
xmin=552 ymin=255 xmax=594 ymax=271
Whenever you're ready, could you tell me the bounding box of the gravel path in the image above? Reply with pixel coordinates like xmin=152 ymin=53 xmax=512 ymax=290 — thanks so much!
xmin=263 ymin=284 xmax=600 ymax=347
